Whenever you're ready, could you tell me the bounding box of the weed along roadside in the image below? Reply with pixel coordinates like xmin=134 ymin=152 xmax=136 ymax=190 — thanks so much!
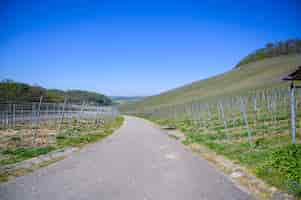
xmin=0 ymin=116 xmax=124 ymax=182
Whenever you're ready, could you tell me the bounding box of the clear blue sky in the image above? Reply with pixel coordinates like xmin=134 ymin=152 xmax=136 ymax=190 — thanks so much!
xmin=0 ymin=0 xmax=300 ymax=96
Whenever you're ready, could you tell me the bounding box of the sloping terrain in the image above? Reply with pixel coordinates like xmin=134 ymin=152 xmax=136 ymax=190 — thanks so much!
xmin=121 ymin=54 xmax=301 ymax=111
xmin=111 ymin=96 xmax=145 ymax=104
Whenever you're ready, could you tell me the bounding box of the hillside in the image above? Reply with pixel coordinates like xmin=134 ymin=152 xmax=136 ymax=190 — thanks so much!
xmin=0 ymin=80 xmax=112 ymax=105
xmin=111 ymin=96 xmax=145 ymax=104
xmin=121 ymin=54 xmax=301 ymax=112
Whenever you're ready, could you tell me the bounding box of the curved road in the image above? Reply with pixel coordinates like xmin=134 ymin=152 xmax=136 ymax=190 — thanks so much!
xmin=0 ymin=117 xmax=252 ymax=200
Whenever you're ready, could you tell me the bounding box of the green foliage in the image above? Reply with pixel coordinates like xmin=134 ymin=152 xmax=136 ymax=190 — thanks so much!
xmin=56 ymin=132 xmax=108 ymax=148
xmin=0 ymin=146 xmax=55 ymax=165
xmin=236 ymin=39 xmax=301 ymax=68
xmin=0 ymin=80 xmax=112 ymax=104
xmin=0 ymin=80 xmax=46 ymax=103
xmin=109 ymin=116 xmax=125 ymax=129
xmin=65 ymin=90 xmax=112 ymax=105
xmin=256 ymin=144 xmax=301 ymax=196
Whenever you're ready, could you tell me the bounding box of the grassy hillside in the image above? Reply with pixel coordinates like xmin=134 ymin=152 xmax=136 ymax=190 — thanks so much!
xmin=121 ymin=54 xmax=301 ymax=111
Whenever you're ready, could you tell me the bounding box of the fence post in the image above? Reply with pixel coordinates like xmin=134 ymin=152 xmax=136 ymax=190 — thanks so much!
xmin=78 ymin=101 xmax=85 ymax=127
xmin=37 ymin=96 xmax=43 ymax=125
xmin=253 ymin=95 xmax=258 ymax=124
xmin=12 ymin=104 xmax=16 ymax=128
xmin=219 ymin=101 xmax=229 ymax=141
xmin=207 ymin=104 xmax=211 ymax=120
xmin=290 ymin=82 xmax=296 ymax=144
xmin=5 ymin=104 xmax=8 ymax=128
xmin=240 ymin=97 xmax=253 ymax=146
xmin=31 ymin=103 xmax=36 ymax=145
xmin=58 ymin=97 xmax=67 ymax=132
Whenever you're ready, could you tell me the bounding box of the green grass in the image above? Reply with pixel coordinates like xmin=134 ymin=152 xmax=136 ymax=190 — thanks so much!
xmin=0 ymin=157 xmax=64 ymax=182
xmin=182 ymin=122 xmax=301 ymax=197
xmin=55 ymin=131 xmax=109 ymax=148
xmin=145 ymin=116 xmax=301 ymax=197
xmin=256 ymin=144 xmax=301 ymax=196
xmin=0 ymin=146 xmax=55 ymax=165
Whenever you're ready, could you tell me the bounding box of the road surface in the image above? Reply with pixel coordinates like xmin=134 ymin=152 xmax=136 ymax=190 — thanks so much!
xmin=0 ymin=116 xmax=252 ymax=200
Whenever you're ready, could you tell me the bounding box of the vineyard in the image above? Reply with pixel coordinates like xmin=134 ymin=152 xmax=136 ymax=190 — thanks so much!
xmin=140 ymin=87 xmax=299 ymax=144
xmin=132 ymin=86 xmax=301 ymax=196
xmin=0 ymin=100 xmax=121 ymax=168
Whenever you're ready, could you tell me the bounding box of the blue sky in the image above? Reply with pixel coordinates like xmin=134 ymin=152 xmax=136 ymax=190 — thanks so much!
xmin=0 ymin=0 xmax=300 ymax=96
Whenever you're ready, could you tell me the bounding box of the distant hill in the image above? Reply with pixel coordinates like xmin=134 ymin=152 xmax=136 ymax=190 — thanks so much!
xmin=0 ymin=80 xmax=112 ymax=105
xmin=121 ymin=51 xmax=301 ymax=112
xmin=111 ymin=96 xmax=145 ymax=104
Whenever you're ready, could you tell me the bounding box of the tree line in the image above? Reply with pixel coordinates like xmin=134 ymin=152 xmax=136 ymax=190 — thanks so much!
xmin=236 ymin=39 xmax=301 ymax=68
xmin=0 ymin=79 xmax=112 ymax=105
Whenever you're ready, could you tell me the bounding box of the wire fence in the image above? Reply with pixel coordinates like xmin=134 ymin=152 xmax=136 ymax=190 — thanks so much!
xmin=0 ymin=102 xmax=119 ymax=129
xmin=0 ymin=102 xmax=119 ymax=149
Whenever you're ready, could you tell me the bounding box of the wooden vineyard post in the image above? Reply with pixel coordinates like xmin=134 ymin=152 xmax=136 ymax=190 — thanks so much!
xmin=207 ymin=104 xmax=212 ymax=121
xmin=31 ymin=103 xmax=36 ymax=145
xmin=58 ymin=97 xmax=67 ymax=133
xmin=240 ymin=97 xmax=253 ymax=146
xmin=37 ymin=96 xmax=43 ymax=126
xmin=253 ymin=95 xmax=258 ymax=126
xmin=219 ymin=101 xmax=229 ymax=140
xmin=53 ymin=103 xmax=56 ymax=127
xmin=32 ymin=96 xmax=43 ymax=145
xmin=21 ymin=105 xmax=24 ymax=127
xmin=5 ymin=104 xmax=8 ymax=129
xmin=45 ymin=103 xmax=49 ymax=126
xmin=78 ymin=102 xmax=85 ymax=128
xmin=12 ymin=103 xmax=16 ymax=128
xmin=95 ymin=106 xmax=99 ymax=126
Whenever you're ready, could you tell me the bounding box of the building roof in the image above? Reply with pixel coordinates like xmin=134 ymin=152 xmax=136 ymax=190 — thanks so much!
xmin=283 ymin=66 xmax=301 ymax=81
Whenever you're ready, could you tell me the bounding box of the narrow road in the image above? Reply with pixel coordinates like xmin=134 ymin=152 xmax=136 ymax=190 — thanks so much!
xmin=0 ymin=117 xmax=251 ymax=200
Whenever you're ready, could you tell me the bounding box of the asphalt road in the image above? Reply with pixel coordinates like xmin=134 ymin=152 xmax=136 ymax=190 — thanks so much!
xmin=0 ymin=116 xmax=252 ymax=200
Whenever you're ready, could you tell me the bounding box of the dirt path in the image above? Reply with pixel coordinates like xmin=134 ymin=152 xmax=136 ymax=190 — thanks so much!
xmin=0 ymin=116 xmax=252 ymax=200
